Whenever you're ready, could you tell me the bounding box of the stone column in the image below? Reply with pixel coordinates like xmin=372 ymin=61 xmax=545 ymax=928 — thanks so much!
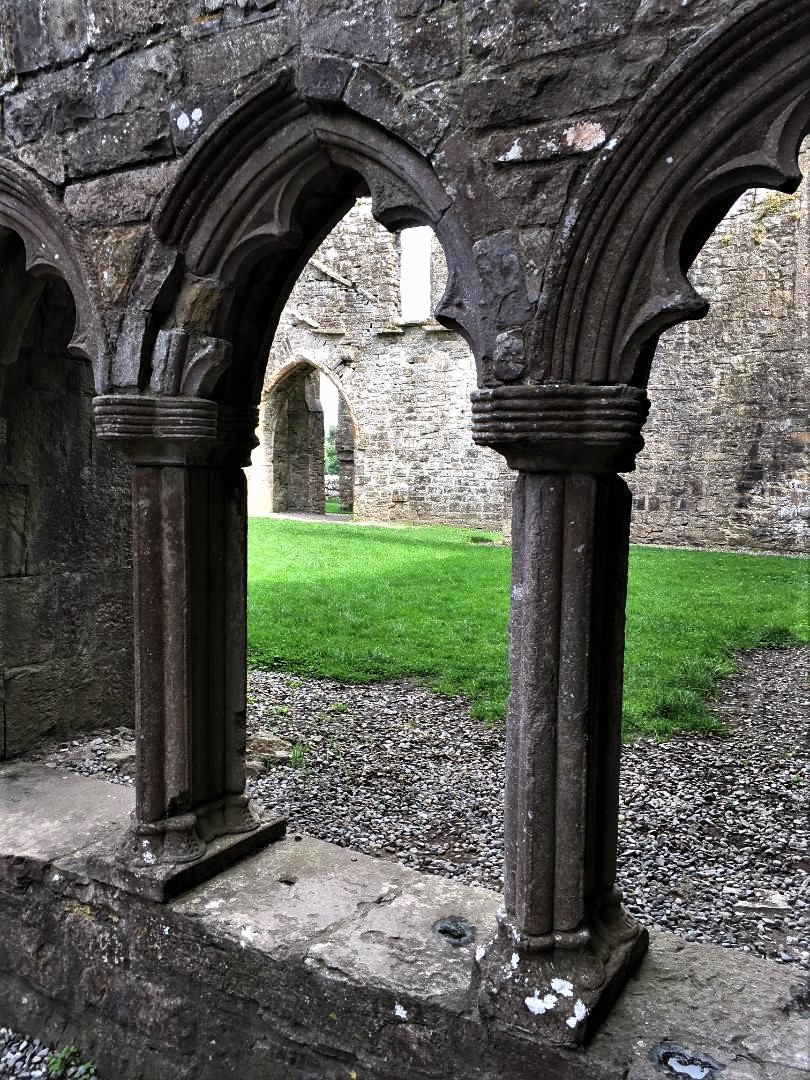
xmin=336 ymin=394 xmax=355 ymax=512
xmin=91 ymin=395 xmax=284 ymax=900
xmin=470 ymin=383 xmax=650 ymax=1046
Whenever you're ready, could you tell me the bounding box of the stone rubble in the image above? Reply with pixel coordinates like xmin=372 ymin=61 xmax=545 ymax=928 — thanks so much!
xmin=28 ymin=648 xmax=809 ymax=971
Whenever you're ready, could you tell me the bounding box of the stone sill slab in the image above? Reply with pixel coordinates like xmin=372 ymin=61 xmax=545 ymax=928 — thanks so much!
xmin=0 ymin=762 xmax=807 ymax=1079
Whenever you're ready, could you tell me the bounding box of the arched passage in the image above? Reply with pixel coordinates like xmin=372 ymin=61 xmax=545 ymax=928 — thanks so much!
xmin=249 ymin=358 xmax=358 ymax=516
xmin=89 ymin=8 xmax=810 ymax=1044
xmin=0 ymin=166 xmax=131 ymax=759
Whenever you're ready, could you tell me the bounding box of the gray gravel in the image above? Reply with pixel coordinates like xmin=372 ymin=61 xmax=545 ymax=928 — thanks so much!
xmin=27 ymin=647 xmax=809 ymax=971
xmin=0 ymin=1030 xmax=95 ymax=1078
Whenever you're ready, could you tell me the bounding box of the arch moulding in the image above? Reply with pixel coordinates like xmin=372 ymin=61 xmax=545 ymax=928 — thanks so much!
xmin=534 ymin=0 xmax=810 ymax=390
xmin=0 ymin=158 xmax=106 ymax=385
xmin=118 ymin=65 xmax=489 ymax=409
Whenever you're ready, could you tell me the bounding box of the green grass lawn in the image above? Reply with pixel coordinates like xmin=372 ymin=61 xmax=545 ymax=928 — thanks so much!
xmin=247 ymin=519 xmax=808 ymax=738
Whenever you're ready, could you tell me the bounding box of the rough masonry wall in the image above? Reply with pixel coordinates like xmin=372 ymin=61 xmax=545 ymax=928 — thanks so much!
xmin=259 ymin=200 xmax=513 ymax=530
xmin=630 ymin=146 xmax=810 ymax=551
xmin=258 ymin=187 xmax=808 ymax=549
xmin=268 ymin=366 xmax=325 ymax=513
xmin=0 ymin=281 xmax=132 ymax=756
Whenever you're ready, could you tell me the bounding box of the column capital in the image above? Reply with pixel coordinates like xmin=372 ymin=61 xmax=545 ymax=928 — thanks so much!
xmin=470 ymin=383 xmax=649 ymax=473
xmin=93 ymin=394 xmax=218 ymax=465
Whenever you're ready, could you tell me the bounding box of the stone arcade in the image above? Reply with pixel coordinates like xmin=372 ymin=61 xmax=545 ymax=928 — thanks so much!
xmin=0 ymin=2 xmax=808 ymax=1077
xmin=250 ymin=178 xmax=809 ymax=546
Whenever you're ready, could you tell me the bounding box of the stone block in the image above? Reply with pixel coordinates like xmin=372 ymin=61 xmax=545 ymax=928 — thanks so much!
xmin=4 ymin=67 xmax=93 ymax=146
xmin=64 ymin=163 xmax=180 ymax=226
xmin=66 ymin=110 xmax=174 ymax=179
xmin=94 ymin=43 xmax=181 ymax=120
xmin=89 ymin=226 xmax=148 ymax=305
xmin=343 ymin=64 xmax=447 ymax=158
xmin=300 ymin=0 xmax=390 ymax=62
xmin=182 ymin=19 xmax=292 ymax=90
xmin=391 ymin=2 xmax=462 ymax=85
xmin=473 ymin=230 xmax=533 ymax=329
xmin=15 ymin=137 xmax=67 ymax=185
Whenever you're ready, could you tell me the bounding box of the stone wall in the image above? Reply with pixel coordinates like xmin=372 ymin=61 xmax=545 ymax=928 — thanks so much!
xmin=256 ymin=199 xmax=513 ymax=530
xmin=0 ymin=278 xmax=132 ymax=757
xmin=254 ymin=174 xmax=808 ymax=550
xmin=630 ymin=144 xmax=810 ymax=551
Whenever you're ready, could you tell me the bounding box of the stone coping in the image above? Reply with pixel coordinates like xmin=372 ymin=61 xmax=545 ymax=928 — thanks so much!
xmin=1 ymin=762 xmax=807 ymax=1079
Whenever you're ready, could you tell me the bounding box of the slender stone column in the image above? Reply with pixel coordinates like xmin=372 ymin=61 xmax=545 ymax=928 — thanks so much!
xmin=91 ymin=395 xmax=284 ymax=899
xmin=470 ymin=384 xmax=650 ymax=1046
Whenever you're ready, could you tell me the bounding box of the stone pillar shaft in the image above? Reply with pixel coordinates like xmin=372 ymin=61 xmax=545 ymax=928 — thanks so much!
xmin=504 ymin=471 xmax=630 ymax=943
xmin=91 ymin=395 xmax=284 ymax=898
xmin=470 ymin=383 xmax=649 ymax=1046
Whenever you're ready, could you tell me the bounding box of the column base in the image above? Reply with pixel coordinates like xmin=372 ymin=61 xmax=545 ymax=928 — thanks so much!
xmin=472 ymin=913 xmax=648 ymax=1048
xmin=86 ymin=812 xmax=286 ymax=902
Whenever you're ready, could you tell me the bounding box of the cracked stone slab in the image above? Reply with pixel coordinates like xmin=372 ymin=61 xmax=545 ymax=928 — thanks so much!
xmin=174 ymin=832 xmax=496 ymax=1009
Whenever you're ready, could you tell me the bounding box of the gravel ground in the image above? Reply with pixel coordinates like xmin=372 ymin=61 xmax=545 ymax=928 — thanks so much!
xmin=0 ymin=1030 xmax=95 ymax=1078
xmin=25 ymin=647 xmax=809 ymax=972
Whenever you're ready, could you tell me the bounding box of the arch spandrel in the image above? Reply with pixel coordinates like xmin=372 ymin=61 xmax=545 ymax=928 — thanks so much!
xmin=537 ymin=0 xmax=810 ymax=390
xmin=0 ymin=158 xmax=106 ymax=388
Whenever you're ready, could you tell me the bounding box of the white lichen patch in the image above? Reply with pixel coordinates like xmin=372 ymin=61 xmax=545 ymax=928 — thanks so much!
xmin=499 ymin=139 xmax=524 ymax=162
xmin=563 ymin=121 xmax=606 ymax=152
xmin=238 ymin=925 xmax=257 ymax=949
xmin=565 ymin=998 xmax=587 ymax=1028
xmin=175 ymin=112 xmax=191 ymax=132
xmin=394 ymin=1003 xmax=408 ymax=1020
xmin=511 ymin=952 xmax=520 ymax=969
xmin=475 ymin=944 xmax=487 ymax=963
xmin=550 ymin=978 xmax=573 ymax=998
xmin=524 ymin=991 xmax=558 ymax=1015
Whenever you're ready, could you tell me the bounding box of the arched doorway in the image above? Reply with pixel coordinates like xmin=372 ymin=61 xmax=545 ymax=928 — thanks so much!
xmin=248 ymin=360 xmax=357 ymax=517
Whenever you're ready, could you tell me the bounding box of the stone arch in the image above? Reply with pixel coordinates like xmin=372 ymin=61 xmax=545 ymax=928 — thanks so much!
xmin=536 ymin=0 xmax=810 ymax=389
xmin=0 ymin=158 xmax=106 ymax=389
xmin=127 ymin=65 xmax=489 ymax=408
xmin=251 ymin=355 xmax=358 ymax=516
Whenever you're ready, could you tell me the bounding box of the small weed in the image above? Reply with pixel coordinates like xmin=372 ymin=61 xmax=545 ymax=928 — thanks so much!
xmin=751 ymin=223 xmax=766 ymax=245
xmin=48 ymin=1047 xmax=96 ymax=1079
xmin=290 ymin=741 xmax=308 ymax=768
xmin=328 ymin=701 xmax=349 ymax=715
xmin=284 ymin=677 xmax=302 ymax=689
xmin=788 ymin=774 xmax=806 ymax=788
xmin=468 ymin=532 xmax=496 ymax=545
xmin=269 ymin=704 xmax=290 ymax=716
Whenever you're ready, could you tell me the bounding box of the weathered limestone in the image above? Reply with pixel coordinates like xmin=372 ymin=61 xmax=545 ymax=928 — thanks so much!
xmin=89 ymin=395 xmax=284 ymax=897
xmin=470 ymin=384 xmax=650 ymax=1043
xmin=0 ymin=0 xmax=808 ymax=1064
xmin=1 ymin=763 xmax=807 ymax=1080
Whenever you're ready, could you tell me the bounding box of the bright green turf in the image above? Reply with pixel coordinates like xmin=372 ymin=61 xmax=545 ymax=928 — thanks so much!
xmin=247 ymin=519 xmax=808 ymax=738
xmin=324 ymin=499 xmax=350 ymax=515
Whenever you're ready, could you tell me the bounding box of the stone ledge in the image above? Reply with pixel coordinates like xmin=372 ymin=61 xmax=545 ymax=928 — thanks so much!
xmin=0 ymin=764 xmax=807 ymax=1079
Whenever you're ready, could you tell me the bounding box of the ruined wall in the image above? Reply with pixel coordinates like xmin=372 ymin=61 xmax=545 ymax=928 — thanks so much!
xmin=268 ymin=366 xmax=325 ymax=514
xmin=0 ymin=280 xmax=132 ymax=756
xmin=257 ymin=186 xmax=808 ymax=549
xmin=630 ymin=146 xmax=810 ymax=551
xmin=259 ymin=200 xmax=513 ymax=530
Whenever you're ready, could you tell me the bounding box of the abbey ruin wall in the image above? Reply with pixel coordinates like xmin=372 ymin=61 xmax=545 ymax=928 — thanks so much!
xmin=255 ymin=169 xmax=808 ymax=551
